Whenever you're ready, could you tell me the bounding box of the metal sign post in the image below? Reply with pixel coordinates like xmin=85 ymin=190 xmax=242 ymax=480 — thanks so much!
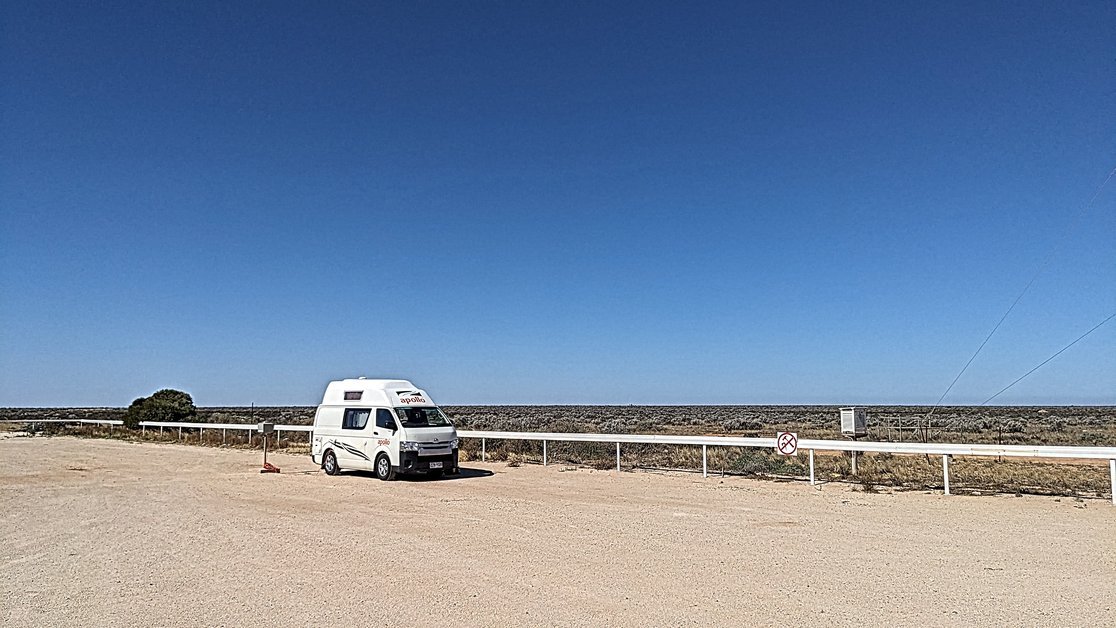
xmin=258 ymin=422 xmax=280 ymax=473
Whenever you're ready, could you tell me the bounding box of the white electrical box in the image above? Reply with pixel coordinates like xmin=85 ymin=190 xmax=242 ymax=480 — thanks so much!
xmin=840 ymin=407 xmax=867 ymax=437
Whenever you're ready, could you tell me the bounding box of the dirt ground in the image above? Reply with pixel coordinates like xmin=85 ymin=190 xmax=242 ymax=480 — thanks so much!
xmin=1 ymin=437 xmax=1113 ymax=627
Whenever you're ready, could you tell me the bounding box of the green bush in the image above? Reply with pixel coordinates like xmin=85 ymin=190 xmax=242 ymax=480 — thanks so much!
xmin=123 ymin=389 xmax=196 ymax=429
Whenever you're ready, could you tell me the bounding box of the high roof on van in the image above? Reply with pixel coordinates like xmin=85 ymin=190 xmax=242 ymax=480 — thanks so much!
xmin=335 ymin=378 xmax=414 ymax=390
xmin=320 ymin=378 xmax=431 ymax=407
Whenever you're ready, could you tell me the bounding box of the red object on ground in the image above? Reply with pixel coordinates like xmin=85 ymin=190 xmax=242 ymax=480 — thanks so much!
xmin=260 ymin=462 xmax=281 ymax=474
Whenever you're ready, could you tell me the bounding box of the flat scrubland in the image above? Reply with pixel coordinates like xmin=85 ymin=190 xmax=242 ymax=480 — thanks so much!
xmin=1 ymin=437 xmax=1114 ymax=627
xmin=3 ymin=405 xmax=1114 ymax=498
xmin=5 ymin=404 xmax=1113 ymax=446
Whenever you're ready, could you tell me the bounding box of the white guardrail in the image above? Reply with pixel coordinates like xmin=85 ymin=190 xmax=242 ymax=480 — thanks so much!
xmin=5 ymin=419 xmax=1115 ymax=504
xmin=457 ymin=430 xmax=1116 ymax=504
xmin=1 ymin=418 xmax=312 ymax=445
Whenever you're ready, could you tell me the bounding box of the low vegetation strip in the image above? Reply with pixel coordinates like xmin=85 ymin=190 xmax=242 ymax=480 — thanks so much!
xmin=3 ymin=404 xmax=1113 ymax=447
xmin=3 ymin=406 xmax=1113 ymax=500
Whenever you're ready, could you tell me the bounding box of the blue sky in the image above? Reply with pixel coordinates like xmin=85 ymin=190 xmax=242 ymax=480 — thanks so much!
xmin=2 ymin=1 xmax=1113 ymax=406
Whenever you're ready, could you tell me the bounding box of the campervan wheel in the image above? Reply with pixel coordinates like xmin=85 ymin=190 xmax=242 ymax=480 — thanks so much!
xmin=322 ymin=451 xmax=339 ymax=476
xmin=375 ymin=453 xmax=395 ymax=481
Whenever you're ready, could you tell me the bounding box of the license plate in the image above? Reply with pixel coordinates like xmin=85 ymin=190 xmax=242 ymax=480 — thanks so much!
xmin=428 ymin=461 xmax=443 ymax=469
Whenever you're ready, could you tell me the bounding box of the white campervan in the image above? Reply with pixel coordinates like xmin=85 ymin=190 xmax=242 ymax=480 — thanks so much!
xmin=310 ymin=378 xmax=459 ymax=480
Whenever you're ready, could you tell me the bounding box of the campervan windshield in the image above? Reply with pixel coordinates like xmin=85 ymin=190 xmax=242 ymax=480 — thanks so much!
xmin=395 ymin=406 xmax=451 ymax=427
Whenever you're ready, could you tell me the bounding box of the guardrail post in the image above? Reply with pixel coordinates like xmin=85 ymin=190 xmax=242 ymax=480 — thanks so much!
xmin=943 ymin=455 xmax=951 ymax=495
xmin=615 ymin=442 xmax=621 ymax=473
xmin=809 ymin=449 xmax=815 ymax=486
xmin=141 ymin=425 xmax=145 ymax=436
xmin=481 ymin=438 xmax=486 ymax=462
xmin=702 ymin=445 xmax=707 ymax=478
xmin=222 ymin=428 xmax=226 ymax=445
xmin=543 ymin=439 xmax=548 ymax=466
xmin=178 ymin=426 xmax=182 ymax=441
xmin=277 ymin=429 xmax=282 ymax=448
xmin=159 ymin=426 xmax=163 ymax=437
xmin=1109 ymin=460 xmax=1115 ymax=506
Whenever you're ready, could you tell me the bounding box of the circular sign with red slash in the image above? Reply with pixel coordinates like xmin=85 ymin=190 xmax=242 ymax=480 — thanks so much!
xmin=776 ymin=431 xmax=798 ymax=456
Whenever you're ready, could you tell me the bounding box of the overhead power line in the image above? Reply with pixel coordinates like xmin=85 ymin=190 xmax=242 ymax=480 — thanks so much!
xmin=924 ymin=164 xmax=1116 ymax=419
xmin=980 ymin=310 xmax=1116 ymax=405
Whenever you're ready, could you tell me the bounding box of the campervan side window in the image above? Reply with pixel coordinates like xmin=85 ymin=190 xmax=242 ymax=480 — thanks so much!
xmin=342 ymin=408 xmax=370 ymax=430
xmin=376 ymin=409 xmax=396 ymax=430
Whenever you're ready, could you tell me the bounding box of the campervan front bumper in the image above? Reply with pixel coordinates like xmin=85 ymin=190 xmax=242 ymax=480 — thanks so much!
xmin=398 ymin=449 xmax=458 ymax=473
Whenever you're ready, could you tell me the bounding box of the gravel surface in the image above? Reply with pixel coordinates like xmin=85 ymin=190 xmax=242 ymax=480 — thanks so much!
xmin=2 ymin=437 xmax=1114 ymax=626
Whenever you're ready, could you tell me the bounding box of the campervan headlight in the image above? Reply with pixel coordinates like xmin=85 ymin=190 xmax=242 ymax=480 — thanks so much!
xmin=401 ymin=441 xmax=421 ymax=452
xmin=450 ymin=438 xmax=459 ymax=449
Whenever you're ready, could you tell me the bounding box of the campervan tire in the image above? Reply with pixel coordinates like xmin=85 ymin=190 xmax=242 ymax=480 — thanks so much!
xmin=323 ymin=450 xmax=340 ymax=476
xmin=375 ymin=453 xmax=395 ymax=481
